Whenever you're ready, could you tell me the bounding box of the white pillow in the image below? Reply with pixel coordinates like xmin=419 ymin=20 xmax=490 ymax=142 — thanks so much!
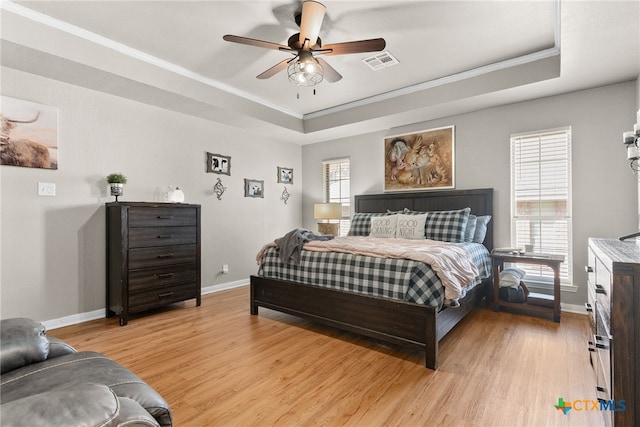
xmin=396 ymin=214 xmax=427 ymax=240
xmin=499 ymin=268 xmax=526 ymax=288
xmin=370 ymin=215 xmax=397 ymax=238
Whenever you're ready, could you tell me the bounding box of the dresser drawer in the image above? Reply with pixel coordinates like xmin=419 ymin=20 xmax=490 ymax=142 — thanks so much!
xmin=128 ymin=207 xmax=197 ymax=227
xmin=129 ymin=245 xmax=197 ymax=269
xmin=586 ymin=254 xmax=596 ymax=329
xmin=128 ymin=263 xmax=198 ymax=291
xmin=128 ymin=226 xmax=197 ymax=248
xmin=595 ymin=257 xmax=611 ymax=326
xmin=128 ymin=282 xmax=199 ymax=313
xmin=595 ymin=303 xmax=611 ymax=391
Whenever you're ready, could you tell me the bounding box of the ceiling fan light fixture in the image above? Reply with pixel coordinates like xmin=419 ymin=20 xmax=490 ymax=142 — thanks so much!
xmin=287 ymin=52 xmax=323 ymax=86
xmin=224 ymin=1 xmax=385 ymax=86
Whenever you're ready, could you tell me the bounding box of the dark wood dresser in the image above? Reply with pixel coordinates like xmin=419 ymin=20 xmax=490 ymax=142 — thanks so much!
xmin=587 ymin=238 xmax=640 ymax=426
xmin=106 ymin=202 xmax=201 ymax=325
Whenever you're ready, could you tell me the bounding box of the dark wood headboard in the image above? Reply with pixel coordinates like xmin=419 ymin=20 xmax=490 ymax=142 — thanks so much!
xmin=354 ymin=188 xmax=494 ymax=251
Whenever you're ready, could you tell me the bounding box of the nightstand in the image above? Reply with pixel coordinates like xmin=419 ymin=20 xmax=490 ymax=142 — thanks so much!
xmin=491 ymin=251 xmax=565 ymax=322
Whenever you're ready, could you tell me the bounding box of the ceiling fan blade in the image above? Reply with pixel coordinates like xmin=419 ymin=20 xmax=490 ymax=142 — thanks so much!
xmin=298 ymin=1 xmax=326 ymax=48
xmin=320 ymin=38 xmax=386 ymax=56
xmin=256 ymin=58 xmax=293 ymax=79
xmin=223 ymin=34 xmax=291 ymax=52
xmin=316 ymin=58 xmax=342 ymax=83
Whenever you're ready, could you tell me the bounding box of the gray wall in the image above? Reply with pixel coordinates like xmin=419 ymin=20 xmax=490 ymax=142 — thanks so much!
xmin=302 ymin=81 xmax=638 ymax=308
xmin=1 ymin=67 xmax=302 ymax=323
xmin=637 ymin=75 xmax=640 ymax=108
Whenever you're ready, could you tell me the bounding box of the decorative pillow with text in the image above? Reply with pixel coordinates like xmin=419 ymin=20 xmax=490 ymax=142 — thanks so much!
xmin=396 ymin=214 xmax=427 ymax=240
xmin=370 ymin=215 xmax=398 ymax=238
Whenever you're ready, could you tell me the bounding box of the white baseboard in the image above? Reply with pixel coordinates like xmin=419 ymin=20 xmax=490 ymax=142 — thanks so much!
xmin=561 ymin=302 xmax=588 ymax=315
xmin=44 ymin=279 xmax=250 ymax=330
xmin=201 ymin=279 xmax=247 ymax=295
xmin=42 ymin=309 xmax=105 ymax=331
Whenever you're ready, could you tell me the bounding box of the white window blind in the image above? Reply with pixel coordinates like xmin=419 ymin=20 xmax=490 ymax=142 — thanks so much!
xmin=510 ymin=128 xmax=573 ymax=285
xmin=322 ymin=158 xmax=350 ymax=236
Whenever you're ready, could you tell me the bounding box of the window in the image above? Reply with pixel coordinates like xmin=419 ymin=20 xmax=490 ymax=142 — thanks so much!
xmin=510 ymin=128 xmax=572 ymax=285
xmin=322 ymin=158 xmax=350 ymax=236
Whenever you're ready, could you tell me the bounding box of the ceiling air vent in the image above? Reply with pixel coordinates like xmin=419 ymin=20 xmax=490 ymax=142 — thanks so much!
xmin=362 ymin=51 xmax=399 ymax=71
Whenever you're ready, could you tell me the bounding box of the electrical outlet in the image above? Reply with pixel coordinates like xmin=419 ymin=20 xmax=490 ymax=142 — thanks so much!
xmin=222 ymin=264 xmax=229 ymax=274
xmin=38 ymin=182 xmax=56 ymax=196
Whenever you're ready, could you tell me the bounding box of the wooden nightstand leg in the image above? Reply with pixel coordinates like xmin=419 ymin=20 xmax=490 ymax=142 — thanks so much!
xmin=493 ymin=262 xmax=501 ymax=312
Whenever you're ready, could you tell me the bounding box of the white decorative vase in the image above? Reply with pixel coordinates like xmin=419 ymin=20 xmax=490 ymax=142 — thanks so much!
xmin=168 ymin=187 xmax=185 ymax=203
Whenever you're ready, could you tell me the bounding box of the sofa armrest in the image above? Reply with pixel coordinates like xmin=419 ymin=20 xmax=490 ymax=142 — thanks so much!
xmin=46 ymin=337 xmax=77 ymax=359
xmin=0 ymin=318 xmax=49 ymax=374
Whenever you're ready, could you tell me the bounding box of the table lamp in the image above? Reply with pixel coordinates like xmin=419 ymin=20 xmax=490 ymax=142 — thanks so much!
xmin=314 ymin=203 xmax=342 ymax=235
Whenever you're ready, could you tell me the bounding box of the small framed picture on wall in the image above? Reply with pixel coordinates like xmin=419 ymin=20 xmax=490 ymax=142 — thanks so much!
xmin=244 ymin=179 xmax=264 ymax=198
xmin=277 ymin=166 xmax=293 ymax=184
xmin=206 ymin=152 xmax=231 ymax=175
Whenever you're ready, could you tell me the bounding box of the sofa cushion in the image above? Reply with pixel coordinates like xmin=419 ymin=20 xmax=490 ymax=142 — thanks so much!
xmin=0 ymin=351 xmax=172 ymax=427
xmin=0 ymin=318 xmax=49 ymax=374
xmin=1 ymin=383 xmax=120 ymax=427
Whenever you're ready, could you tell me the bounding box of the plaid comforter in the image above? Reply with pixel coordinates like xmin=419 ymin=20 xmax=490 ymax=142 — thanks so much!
xmin=258 ymin=242 xmax=491 ymax=310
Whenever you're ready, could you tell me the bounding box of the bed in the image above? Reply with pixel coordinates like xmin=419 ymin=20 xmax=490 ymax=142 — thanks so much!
xmin=250 ymin=188 xmax=494 ymax=369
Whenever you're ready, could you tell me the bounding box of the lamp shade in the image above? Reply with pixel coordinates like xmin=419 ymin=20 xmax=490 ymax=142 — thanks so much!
xmin=314 ymin=203 xmax=342 ymax=220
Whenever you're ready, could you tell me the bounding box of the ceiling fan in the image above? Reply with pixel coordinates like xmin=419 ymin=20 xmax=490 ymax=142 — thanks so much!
xmin=223 ymin=0 xmax=386 ymax=86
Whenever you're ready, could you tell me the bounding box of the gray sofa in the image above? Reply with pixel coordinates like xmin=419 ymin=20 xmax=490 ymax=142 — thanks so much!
xmin=0 ymin=318 xmax=172 ymax=427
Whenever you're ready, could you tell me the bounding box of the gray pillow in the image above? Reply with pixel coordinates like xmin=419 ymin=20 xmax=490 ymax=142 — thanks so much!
xmin=465 ymin=215 xmax=478 ymax=242
xmin=0 ymin=318 xmax=50 ymax=374
xmin=473 ymin=215 xmax=492 ymax=243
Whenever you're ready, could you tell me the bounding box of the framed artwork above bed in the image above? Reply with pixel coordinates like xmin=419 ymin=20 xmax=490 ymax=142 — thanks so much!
xmin=384 ymin=126 xmax=455 ymax=192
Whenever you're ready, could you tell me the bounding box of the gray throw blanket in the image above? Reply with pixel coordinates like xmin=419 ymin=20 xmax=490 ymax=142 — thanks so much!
xmin=275 ymin=228 xmax=334 ymax=265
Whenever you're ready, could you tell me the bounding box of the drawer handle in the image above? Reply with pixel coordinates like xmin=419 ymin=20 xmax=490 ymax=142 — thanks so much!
xmin=157 ymin=235 xmax=173 ymax=239
xmin=595 ymin=284 xmax=607 ymax=295
xmin=156 ymin=273 xmax=175 ymax=279
xmin=585 ymin=266 xmax=593 ymax=273
xmin=585 ymin=303 xmax=593 ymax=312
xmin=157 ymin=215 xmax=174 ymax=219
xmin=596 ymin=386 xmax=607 ymax=393
xmin=594 ymin=335 xmax=609 ymax=350
xmin=157 ymin=254 xmax=174 ymax=259
xmin=158 ymin=292 xmax=174 ymax=298
xmin=587 ymin=340 xmax=595 ymax=352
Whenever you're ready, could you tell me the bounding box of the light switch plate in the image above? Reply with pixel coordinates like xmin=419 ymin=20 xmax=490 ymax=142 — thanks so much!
xmin=38 ymin=182 xmax=56 ymax=196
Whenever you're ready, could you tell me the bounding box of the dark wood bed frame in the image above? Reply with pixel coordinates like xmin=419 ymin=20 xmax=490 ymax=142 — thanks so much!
xmin=250 ymin=188 xmax=494 ymax=369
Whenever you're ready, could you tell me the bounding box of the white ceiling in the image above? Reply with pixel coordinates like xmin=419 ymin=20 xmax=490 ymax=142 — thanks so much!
xmin=1 ymin=1 xmax=639 ymax=144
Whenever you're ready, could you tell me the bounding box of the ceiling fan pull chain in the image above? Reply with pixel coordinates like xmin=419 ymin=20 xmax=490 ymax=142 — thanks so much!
xmin=313 ymin=89 xmax=316 ymax=96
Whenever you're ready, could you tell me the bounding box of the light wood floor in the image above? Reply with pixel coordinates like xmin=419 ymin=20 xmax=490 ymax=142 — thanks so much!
xmin=52 ymin=286 xmax=603 ymax=427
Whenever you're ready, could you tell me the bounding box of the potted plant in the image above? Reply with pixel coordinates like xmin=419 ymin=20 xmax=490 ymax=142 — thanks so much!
xmin=107 ymin=173 xmax=127 ymax=201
